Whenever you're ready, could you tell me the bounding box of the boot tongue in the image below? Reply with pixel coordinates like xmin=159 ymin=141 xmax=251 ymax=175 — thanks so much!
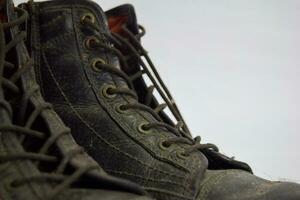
xmin=105 ymin=4 xmax=142 ymax=75
xmin=105 ymin=4 xmax=139 ymax=36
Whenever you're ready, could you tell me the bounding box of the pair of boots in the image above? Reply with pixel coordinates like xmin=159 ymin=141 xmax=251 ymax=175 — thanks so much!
xmin=0 ymin=0 xmax=299 ymax=199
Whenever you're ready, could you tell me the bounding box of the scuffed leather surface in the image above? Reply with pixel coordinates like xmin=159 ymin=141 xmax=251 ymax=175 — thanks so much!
xmin=197 ymin=170 xmax=300 ymax=200
xmin=26 ymin=0 xmax=207 ymax=199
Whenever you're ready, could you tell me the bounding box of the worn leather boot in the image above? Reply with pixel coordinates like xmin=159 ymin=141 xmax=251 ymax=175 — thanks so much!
xmin=20 ymin=0 xmax=300 ymax=199
xmin=105 ymin=5 xmax=300 ymax=200
xmin=0 ymin=0 xmax=151 ymax=199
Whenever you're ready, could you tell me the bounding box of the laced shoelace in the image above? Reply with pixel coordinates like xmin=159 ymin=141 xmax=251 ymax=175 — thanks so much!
xmin=82 ymin=17 xmax=219 ymax=157
xmin=0 ymin=7 xmax=98 ymax=199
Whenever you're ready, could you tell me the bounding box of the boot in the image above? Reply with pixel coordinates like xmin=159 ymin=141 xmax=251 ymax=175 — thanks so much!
xmin=0 ymin=0 xmax=151 ymax=199
xmin=105 ymin=5 xmax=300 ymax=200
xmin=20 ymin=0 xmax=300 ymax=199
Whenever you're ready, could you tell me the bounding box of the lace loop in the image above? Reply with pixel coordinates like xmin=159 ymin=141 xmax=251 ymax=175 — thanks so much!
xmin=0 ymin=125 xmax=45 ymax=139
xmin=0 ymin=152 xmax=57 ymax=163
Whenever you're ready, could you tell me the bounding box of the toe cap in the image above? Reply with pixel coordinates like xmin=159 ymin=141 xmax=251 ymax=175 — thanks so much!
xmin=198 ymin=170 xmax=300 ymax=200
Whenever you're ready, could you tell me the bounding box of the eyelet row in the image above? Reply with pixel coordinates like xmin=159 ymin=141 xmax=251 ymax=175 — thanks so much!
xmin=80 ymin=13 xmax=190 ymax=160
xmin=137 ymin=123 xmax=190 ymax=159
xmin=80 ymin=13 xmax=107 ymax=73
xmin=80 ymin=14 xmax=112 ymax=101
xmin=100 ymin=87 xmax=190 ymax=159
xmin=101 ymin=88 xmax=190 ymax=159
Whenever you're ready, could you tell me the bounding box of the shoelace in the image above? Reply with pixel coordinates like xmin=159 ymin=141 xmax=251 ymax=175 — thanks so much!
xmin=82 ymin=17 xmax=219 ymax=157
xmin=0 ymin=7 xmax=97 ymax=199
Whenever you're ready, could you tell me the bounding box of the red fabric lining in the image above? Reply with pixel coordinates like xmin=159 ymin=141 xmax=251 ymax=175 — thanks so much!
xmin=108 ymin=15 xmax=128 ymax=35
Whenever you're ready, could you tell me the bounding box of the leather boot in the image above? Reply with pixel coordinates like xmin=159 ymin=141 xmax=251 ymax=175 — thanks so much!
xmin=105 ymin=5 xmax=300 ymax=200
xmin=0 ymin=0 xmax=151 ymax=199
xmin=20 ymin=0 xmax=300 ymax=199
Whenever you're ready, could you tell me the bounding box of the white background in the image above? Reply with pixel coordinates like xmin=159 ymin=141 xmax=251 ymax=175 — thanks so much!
xmin=16 ymin=0 xmax=300 ymax=183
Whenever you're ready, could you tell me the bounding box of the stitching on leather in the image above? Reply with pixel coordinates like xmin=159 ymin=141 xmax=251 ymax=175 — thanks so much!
xmin=101 ymin=94 xmax=192 ymax=172
xmin=38 ymin=5 xmax=192 ymax=197
xmin=105 ymin=170 xmax=185 ymax=188
xmin=80 ymin=23 xmax=199 ymax=175
xmin=31 ymin=4 xmax=44 ymax=98
xmin=41 ymin=51 xmax=185 ymax=180
xmin=78 ymin=41 xmax=193 ymax=175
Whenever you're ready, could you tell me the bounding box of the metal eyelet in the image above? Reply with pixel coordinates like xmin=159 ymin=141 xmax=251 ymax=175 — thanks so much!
xmin=115 ymin=104 xmax=129 ymax=114
xmin=159 ymin=140 xmax=170 ymax=150
xmin=91 ymin=58 xmax=106 ymax=72
xmin=101 ymin=85 xmax=117 ymax=99
xmin=176 ymin=150 xmax=189 ymax=159
xmin=85 ymin=36 xmax=99 ymax=49
xmin=137 ymin=123 xmax=152 ymax=134
xmin=81 ymin=13 xmax=95 ymax=24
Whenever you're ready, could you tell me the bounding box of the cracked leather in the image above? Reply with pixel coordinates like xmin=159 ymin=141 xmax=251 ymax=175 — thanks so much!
xmin=19 ymin=0 xmax=300 ymax=200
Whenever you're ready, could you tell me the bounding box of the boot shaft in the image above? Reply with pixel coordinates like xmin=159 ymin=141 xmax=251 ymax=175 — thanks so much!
xmin=22 ymin=0 xmax=213 ymax=199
